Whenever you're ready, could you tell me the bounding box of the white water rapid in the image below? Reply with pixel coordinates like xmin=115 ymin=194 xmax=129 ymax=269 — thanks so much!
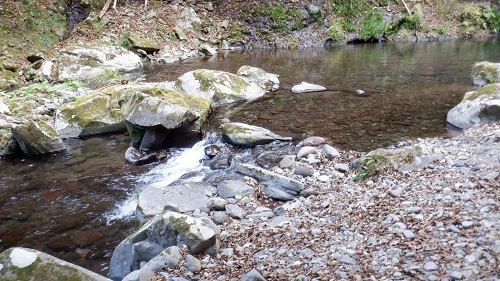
xmin=105 ymin=133 xmax=216 ymax=223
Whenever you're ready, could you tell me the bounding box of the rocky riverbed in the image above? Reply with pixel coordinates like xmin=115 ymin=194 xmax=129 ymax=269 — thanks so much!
xmin=118 ymin=122 xmax=499 ymax=281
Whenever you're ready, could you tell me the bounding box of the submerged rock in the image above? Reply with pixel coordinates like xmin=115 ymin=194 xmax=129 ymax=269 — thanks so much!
xmin=175 ymin=69 xmax=265 ymax=104
xmin=291 ymin=82 xmax=326 ymax=93
xmin=53 ymin=42 xmax=143 ymax=82
xmin=447 ymin=83 xmax=500 ymax=129
xmin=472 ymin=61 xmax=500 ymax=86
xmin=0 ymin=247 xmax=111 ymax=281
xmin=220 ymin=122 xmax=291 ymax=147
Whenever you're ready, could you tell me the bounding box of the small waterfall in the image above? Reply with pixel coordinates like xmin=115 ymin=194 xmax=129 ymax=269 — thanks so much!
xmin=105 ymin=132 xmax=218 ymax=223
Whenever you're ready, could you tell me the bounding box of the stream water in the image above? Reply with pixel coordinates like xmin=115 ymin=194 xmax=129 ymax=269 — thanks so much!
xmin=0 ymin=38 xmax=499 ymax=275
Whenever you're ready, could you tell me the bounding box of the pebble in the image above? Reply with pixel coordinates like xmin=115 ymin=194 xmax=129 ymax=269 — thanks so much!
xmin=450 ymin=271 xmax=463 ymax=280
xmin=225 ymin=204 xmax=243 ymax=219
xmin=323 ymin=144 xmax=340 ymax=158
xmin=297 ymin=146 xmax=317 ymax=158
xmin=294 ymin=165 xmax=314 ymax=177
xmin=403 ymin=230 xmax=416 ymax=239
xmin=339 ymin=254 xmax=355 ymax=265
xmin=317 ymin=175 xmax=330 ymax=182
xmin=334 ymin=163 xmax=349 ymax=173
xmin=461 ymin=221 xmax=474 ymax=229
xmin=185 ymin=255 xmax=202 ymax=273
xmin=310 ymin=228 xmax=321 ymax=235
xmin=389 ymin=188 xmax=403 ymax=197
xmin=423 ymin=261 xmax=438 ymax=271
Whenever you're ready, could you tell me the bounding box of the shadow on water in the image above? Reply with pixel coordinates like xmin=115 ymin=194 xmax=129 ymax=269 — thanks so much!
xmin=0 ymin=38 xmax=498 ymax=275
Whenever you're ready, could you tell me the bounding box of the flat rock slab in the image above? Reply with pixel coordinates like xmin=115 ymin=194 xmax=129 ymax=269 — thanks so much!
xmin=138 ymin=182 xmax=214 ymax=222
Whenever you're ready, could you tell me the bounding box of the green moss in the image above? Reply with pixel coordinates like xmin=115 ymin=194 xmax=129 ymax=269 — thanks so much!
xmin=353 ymin=155 xmax=392 ymax=182
xmin=327 ymin=20 xmax=346 ymax=42
xmin=463 ymin=83 xmax=500 ymax=101
xmin=192 ymin=69 xmax=251 ymax=102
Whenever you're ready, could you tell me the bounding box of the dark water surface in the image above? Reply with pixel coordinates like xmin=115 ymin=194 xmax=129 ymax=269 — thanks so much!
xmin=0 ymin=38 xmax=499 ymax=275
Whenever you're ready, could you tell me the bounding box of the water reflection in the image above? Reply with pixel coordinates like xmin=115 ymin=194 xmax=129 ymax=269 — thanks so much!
xmin=145 ymin=38 xmax=499 ymax=150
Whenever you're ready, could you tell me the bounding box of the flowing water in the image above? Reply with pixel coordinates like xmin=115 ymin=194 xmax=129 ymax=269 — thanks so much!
xmin=0 ymin=38 xmax=499 ymax=275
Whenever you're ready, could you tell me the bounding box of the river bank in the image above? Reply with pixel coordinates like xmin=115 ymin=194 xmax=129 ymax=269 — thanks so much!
xmin=1 ymin=0 xmax=499 ymax=88
xmin=143 ymin=122 xmax=499 ymax=280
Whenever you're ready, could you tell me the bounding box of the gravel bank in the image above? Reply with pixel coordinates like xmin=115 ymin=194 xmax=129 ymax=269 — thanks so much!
xmin=157 ymin=122 xmax=499 ymax=280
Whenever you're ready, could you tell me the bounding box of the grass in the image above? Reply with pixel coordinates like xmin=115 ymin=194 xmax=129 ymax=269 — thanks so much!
xmin=253 ymin=4 xmax=304 ymax=35
xmin=85 ymin=68 xmax=129 ymax=90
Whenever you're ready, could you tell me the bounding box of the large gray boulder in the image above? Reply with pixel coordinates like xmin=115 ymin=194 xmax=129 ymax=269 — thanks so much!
xmin=472 ymin=61 xmax=500 ymax=86
xmin=175 ymin=69 xmax=265 ymax=104
xmin=54 ymin=91 xmax=125 ymax=138
xmin=447 ymin=83 xmax=500 ymax=129
xmin=53 ymin=42 xmax=143 ymax=82
xmin=11 ymin=120 xmax=65 ymax=156
xmin=235 ymin=163 xmax=304 ymax=200
xmin=365 ymin=144 xmax=444 ymax=173
xmin=137 ymin=182 xmax=214 ymax=223
xmin=109 ymin=211 xmax=218 ymax=281
xmin=220 ymin=122 xmax=291 ymax=147
xmin=0 ymin=247 xmax=111 ymax=281
xmin=236 ymin=65 xmax=280 ymax=91
xmin=120 ymin=85 xmax=213 ymax=130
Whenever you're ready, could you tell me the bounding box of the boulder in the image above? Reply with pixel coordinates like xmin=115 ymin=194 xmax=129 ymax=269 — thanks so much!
xmin=472 ymin=61 xmax=500 ymax=86
xmin=132 ymin=246 xmax=183 ymax=281
xmin=0 ymin=114 xmax=22 ymax=157
xmin=116 ymin=84 xmax=214 ymax=130
xmin=175 ymin=69 xmax=265 ymax=104
xmin=109 ymin=211 xmax=218 ymax=280
xmin=365 ymin=144 xmax=444 ymax=173
xmin=128 ymin=35 xmax=162 ymax=53
xmin=171 ymin=5 xmax=201 ymax=29
xmin=447 ymin=83 xmax=500 ymax=129
xmin=53 ymin=42 xmax=143 ymax=82
xmin=54 ymin=92 xmax=125 ymax=138
xmin=236 ymin=66 xmax=280 ymax=91
xmin=137 ymin=182 xmax=214 ymax=223
xmin=173 ymin=27 xmax=188 ymax=41
xmin=0 ymin=247 xmax=111 ymax=281
xmin=291 ymin=82 xmax=326 ymax=93
xmin=200 ymin=44 xmax=217 ymax=56
xmin=12 ymin=120 xmax=65 ymax=156
xmin=235 ymin=163 xmax=304 ymax=200
xmin=125 ymin=146 xmax=162 ymax=165
xmin=220 ymin=122 xmax=291 ymax=147
xmin=0 ymin=99 xmax=11 ymax=114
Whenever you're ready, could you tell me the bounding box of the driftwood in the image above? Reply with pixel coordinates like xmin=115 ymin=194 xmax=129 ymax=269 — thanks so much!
xmin=98 ymin=0 xmax=149 ymax=19
xmin=400 ymin=0 xmax=412 ymax=15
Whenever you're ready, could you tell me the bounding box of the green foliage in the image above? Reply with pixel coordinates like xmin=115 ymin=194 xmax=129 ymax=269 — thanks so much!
xmin=359 ymin=10 xmax=388 ymax=40
xmin=328 ymin=0 xmax=371 ymax=32
xmin=483 ymin=4 xmax=500 ymax=32
xmin=400 ymin=13 xmax=422 ymax=30
xmin=327 ymin=20 xmax=345 ymax=42
xmin=353 ymin=155 xmax=392 ymax=182
xmin=118 ymin=31 xmax=133 ymax=50
xmin=253 ymin=4 xmax=305 ymax=34
xmin=85 ymin=68 xmax=129 ymax=90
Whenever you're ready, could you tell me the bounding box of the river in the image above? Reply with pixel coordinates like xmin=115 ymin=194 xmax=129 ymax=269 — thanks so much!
xmin=0 ymin=38 xmax=499 ymax=275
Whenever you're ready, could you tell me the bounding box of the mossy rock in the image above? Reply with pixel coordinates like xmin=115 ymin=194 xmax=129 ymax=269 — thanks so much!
xmin=472 ymin=61 xmax=500 ymax=86
xmin=448 ymin=83 xmax=500 ymax=129
xmin=0 ymin=247 xmax=111 ymax=281
xmin=103 ymin=83 xmax=214 ymax=130
xmin=220 ymin=122 xmax=291 ymax=147
xmin=11 ymin=120 xmax=65 ymax=156
xmin=175 ymin=69 xmax=265 ymax=104
xmin=54 ymin=91 xmax=126 ymax=138
xmin=128 ymin=35 xmax=162 ymax=52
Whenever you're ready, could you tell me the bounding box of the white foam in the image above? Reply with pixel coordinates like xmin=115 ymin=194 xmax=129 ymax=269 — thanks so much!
xmin=10 ymin=248 xmax=37 ymax=268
